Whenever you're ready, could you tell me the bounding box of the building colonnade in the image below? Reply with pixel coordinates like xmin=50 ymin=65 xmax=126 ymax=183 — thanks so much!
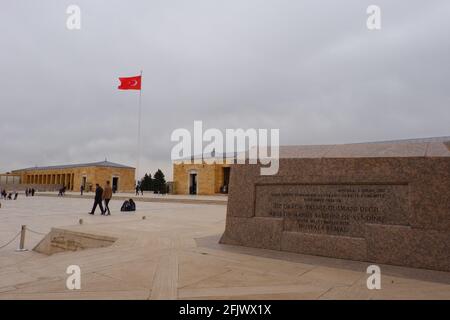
xmin=25 ymin=172 xmax=75 ymax=190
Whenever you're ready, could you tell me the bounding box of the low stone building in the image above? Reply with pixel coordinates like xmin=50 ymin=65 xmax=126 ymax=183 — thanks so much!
xmin=173 ymin=158 xmax=231 ymax=195
xmin=12 ymin=161 xmax=135 ymax=193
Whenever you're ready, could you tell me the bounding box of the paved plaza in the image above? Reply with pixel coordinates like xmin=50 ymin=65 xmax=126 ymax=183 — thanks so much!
xmin=38 ymin=191 xmax=228 ymax=205
xmin=0 ymin=195 xmax=449 ymax=299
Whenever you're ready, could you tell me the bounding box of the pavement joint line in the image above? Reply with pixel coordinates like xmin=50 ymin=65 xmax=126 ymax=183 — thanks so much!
xmin=36 ymin=193 xmax=228 ymax=206
xmin=179 ymin=268 xmax=233 ymax=290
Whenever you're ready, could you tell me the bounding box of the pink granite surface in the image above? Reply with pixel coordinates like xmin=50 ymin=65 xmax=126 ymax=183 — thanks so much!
xmin=220 ymin=139 xmax=450 ymax=271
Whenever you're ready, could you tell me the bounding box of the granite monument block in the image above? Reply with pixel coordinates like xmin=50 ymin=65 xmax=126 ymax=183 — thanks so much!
xmin=220 ymin=137 xmax=450 ymax=271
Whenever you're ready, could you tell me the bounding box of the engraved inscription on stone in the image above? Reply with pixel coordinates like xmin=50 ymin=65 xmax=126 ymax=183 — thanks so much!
xmin=255 ymin=184 xmax=409 ymax=237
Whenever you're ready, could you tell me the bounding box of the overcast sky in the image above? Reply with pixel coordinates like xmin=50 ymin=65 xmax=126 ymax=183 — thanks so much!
xmin=1 ymin=0 xmax=449 ymax=179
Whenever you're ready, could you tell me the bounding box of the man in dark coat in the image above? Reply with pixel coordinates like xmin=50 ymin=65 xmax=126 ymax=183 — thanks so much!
xmin=135 ymin=185 xmax=140 ymax=196
xmin=89 ymin=184 xmax=104 ymax=215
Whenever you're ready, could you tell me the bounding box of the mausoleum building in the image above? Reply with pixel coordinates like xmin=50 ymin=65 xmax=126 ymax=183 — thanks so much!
xmin=12 ymin=161 xmax=135 ymax=192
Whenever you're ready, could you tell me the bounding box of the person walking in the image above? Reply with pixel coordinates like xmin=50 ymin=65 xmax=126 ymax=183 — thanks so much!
xmin=80 ymin=185 xmax=84 ymax=196
xmin=135 ymin=184 xmax=140 ymax=196
xmin=89 ymin=183 xmax=104 ymax=215
xmin=103 ymin=181 xmax=112 ymax=216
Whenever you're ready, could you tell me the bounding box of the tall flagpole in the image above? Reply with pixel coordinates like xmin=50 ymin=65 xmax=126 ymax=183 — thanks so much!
xmin=136 ymin=70 xmax=143 ymax=184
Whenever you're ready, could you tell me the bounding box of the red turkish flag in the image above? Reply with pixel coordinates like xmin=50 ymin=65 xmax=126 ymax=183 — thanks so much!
xmin=118 ymin=75 xmax=141 ymax=90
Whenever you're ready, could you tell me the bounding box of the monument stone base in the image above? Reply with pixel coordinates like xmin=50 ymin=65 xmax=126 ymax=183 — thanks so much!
xmin=220 ymin=138 xmax=450 ymax=272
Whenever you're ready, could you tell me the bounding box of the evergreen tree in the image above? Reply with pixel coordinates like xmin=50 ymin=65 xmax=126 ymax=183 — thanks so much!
xmin=153 ymin=169 xmax=167 ymax=194
xmin=140 ymin=173 xmax=153 ymax=191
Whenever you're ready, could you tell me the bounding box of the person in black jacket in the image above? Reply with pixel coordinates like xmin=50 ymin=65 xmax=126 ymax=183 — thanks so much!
xmin=89 ymin=184 xmax=104 ymax=215
xmin=120 ymin=199 xmax=136 ymax=212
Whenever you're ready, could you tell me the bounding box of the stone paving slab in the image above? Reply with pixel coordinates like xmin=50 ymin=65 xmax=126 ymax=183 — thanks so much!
xmin=0 ymin=196 xmax=449 ymax=299
xmin=37 ymin=191 xmax=228 ymax=205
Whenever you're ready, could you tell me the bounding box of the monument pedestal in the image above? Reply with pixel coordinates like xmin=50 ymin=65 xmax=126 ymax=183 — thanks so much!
xmin=220 ymin=138 xmax=450 ymax=272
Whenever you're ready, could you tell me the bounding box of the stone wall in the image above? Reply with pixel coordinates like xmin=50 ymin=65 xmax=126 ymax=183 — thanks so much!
xmin=34 ymin=228 xmax=116 ymax=255
xmin=173 ymin=162 xmax=231 ymax=195
xmin=220 ymin=141 xmax=450 ymax=272
xmin=173 ymin=163 xmax=216 ymax=195
xmin=14 ymin=166 xmax=135 ymax=192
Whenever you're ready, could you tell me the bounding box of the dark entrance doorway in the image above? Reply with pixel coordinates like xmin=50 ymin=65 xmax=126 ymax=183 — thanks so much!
xmin=189 ymin=173 xmax=197 ymax=195
xmin=222 ymin=167 xmax=231 ymax=193
xmin=112 ymin=177 xmax=119 ymax=193
xmin=82 ymin=176 xmax=87 ymax=189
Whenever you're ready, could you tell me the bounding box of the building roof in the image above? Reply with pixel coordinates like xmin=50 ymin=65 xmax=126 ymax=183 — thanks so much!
xmin=13 ymin=160 xmax=135 ymax=172
xmin=173 ymin=152 xmax=237 ymax=163
xmin=278 ymin=136 xmax=450 ymax=159
xmin=351 ymin=136 xmax=450 ymax=145
xmin=173 ymin=136 xmax=450 ymax=163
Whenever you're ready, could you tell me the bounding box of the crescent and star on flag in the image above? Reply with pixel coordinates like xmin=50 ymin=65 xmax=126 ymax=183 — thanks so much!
xmin=118 ymin=74 xmax=142 ymax=90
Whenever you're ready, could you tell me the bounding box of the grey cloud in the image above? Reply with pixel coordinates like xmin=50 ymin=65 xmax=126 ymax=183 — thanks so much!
xmin=1 ymin=0 xmax=449 ymax=179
